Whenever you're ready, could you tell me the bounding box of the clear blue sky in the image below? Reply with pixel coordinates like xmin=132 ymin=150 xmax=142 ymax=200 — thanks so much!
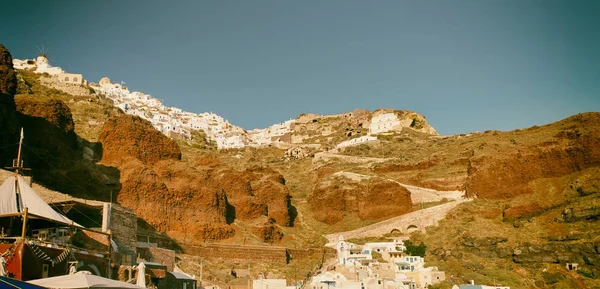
xmin=1 ymin=1 xmax=599 ymax=135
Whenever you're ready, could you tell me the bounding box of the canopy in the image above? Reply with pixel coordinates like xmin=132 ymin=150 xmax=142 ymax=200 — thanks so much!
xmin=0 ymin=276 xmax=47 ymax=289
xmin=28 ymin=274 xmax=144 ymax=289
xmin=0 ymin=176 xmax=77 ymax=226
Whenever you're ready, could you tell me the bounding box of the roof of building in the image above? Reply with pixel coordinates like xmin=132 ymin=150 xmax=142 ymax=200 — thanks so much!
xmin=169 ymin=272 xmax=195 ymax=280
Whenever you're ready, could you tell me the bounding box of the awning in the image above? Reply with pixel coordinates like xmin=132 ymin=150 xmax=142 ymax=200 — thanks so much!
xmin=0 ymin=176 xmax=78 ymax=227
xmin=28 ymin=273 xmax=145 ymax=289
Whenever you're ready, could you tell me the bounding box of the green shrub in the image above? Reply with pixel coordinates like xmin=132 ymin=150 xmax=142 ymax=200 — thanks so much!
xmin=405 ymin=240 xmax=427 ymax=257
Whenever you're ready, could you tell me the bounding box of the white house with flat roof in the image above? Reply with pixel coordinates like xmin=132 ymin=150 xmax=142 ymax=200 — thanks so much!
xmin=369 ymin=113 xmax=401 ymax=135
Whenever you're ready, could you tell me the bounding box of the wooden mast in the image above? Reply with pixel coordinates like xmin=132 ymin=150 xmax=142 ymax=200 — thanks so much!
xmin=14 ymin=128 xmax=28 ymax=239
xmin=14 ymin=128 xmax=23 ymax=177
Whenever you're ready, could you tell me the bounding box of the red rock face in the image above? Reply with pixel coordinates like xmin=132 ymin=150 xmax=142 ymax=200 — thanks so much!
xmin=308 ymin=174 xmax=413 ymax=224
xmin=466 ymin=113 xmax=600 ymax=199
xmin=16 ymin=99 xmax=75 ymax=133
xmin=251 ymin=225 xmax=284 ymax=243
xmin=98 ymin=116 xmax=294 ymax=243
xmin=99 ymin=115 xmax=182 ymax=165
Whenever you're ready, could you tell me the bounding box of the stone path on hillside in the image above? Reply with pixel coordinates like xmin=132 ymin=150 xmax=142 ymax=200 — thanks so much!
xmin=333 ymin=171 xmax=464 ymax=203
xmin=324 ymin=198 xmax=471 ymax=245
xmin=312 ymin=152 xmax=392 ymax=165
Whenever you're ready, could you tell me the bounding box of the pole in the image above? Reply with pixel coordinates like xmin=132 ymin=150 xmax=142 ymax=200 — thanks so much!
xmin=14 ymin=129 xmax=24 ymax=213
xmin=107 ymin=230 xmax=113 ymax=278
xmin=248 ymin=264 xmax=251 ymax=289
xmin=15 ymin=128 xmax=24 ymax=177
xmin=21 ymin=207 xmax=28 ymax=239
xmin=200 ymin=259 xmax=203 ymax=289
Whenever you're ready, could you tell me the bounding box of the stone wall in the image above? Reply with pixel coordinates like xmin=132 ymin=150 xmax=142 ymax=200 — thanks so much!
xmin=109 ymin=204 xmax=138 ymax=254
xmin=182 ymin=244 xmax=335 ymax=264
xmin=40 ymin=76 xmax=91 ymax=96
xmin=288 ymin=248 xmax=335 ymax=261
xmin=138 ymin=246 xmax=176 ymax=271
xmin=324 ymin=199 xmax=471 ymax=244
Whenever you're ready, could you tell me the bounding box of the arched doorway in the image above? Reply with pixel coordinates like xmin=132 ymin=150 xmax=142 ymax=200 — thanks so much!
xmin=389 ymin=228 xmax=403 ymax=236
xmin=406 ymin=224 xmax=419 ymax=233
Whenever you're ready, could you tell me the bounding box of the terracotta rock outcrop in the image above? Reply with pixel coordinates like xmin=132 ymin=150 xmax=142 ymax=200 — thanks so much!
xmin=115 ymin=158 xmax=236 ymax=242
xmin=0 ymin=44 xmax=20 ymax=167
xmin=308 ymin=174 xmax=412 ymax=224
xmin=98 ymin=116 xmax=295 ymax=243
xmin=466 ymin=113 xmax=600 ymax=199
xmin=16 ymin=99 xmax=75 ymax=133
xmin=99 ymin=115 xmax=181 ymax=165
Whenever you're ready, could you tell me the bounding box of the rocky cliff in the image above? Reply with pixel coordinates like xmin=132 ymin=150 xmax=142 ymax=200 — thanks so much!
xmin=308 ymin=173 xmax=412 ymax=224
xmin=14 ymin=97 xmax=112 ymax=199
xmin=98 ymin=115 xmax=296 ymax=243
xmin=466 ymin=113 xmax=600 ymax=200
xmin=99 ymin=115 xmax=182 ymax=164
xmin=0 ymin=44 xmax=20 ymax=167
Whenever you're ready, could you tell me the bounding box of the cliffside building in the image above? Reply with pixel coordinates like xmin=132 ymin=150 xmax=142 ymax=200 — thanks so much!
xmin=369 ymin=113 xmax=401 ymax=135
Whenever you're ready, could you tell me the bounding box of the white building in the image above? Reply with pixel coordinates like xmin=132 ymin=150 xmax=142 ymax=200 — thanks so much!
xmin=335 ymin=236 xmax=372 ymax=266
xmin=12 ymin=59 xmax=36 ymax=70
xmin=220 ymin=135 xmax=245 ymax=149
xmin=310 ymin=272 xmax=363 ymax=289
xmin=395 ymin=256 xmax=445 ymax=289
xmin=336 ymin=136 xmax=377 ymax=149
xmin=34 ymin=55 xmax=64 ymax=75
xmin=55 ymin=73 xmax=84 ymax=85
xmin=363 ymin=240 xmax=406 ymax=262
xmin=253 ymin=279 xmax=294 ymax=289
xmin=369 ymin=113 xmax=401 ymax=135
xmin=186 ymin=116 xmax=209 ymax=131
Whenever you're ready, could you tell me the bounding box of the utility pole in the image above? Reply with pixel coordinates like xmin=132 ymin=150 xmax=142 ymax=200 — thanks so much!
xmin=248 ymin=264 xmax=251 ymax=289
xmin=200 ymin=259 xmax=204 ymax=289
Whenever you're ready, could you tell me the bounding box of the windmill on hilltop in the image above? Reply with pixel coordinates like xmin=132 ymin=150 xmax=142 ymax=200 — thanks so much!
xmin=18 ymin=44 xmax=68 ymax=76
xmin=34 ymin=45 xmax=53 ymax=66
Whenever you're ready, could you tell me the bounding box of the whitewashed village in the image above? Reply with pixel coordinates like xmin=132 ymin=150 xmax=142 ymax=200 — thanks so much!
xmin=14 ymin=54 xmax=437 ymax=150
xmin=0 ymin=54 xmax=510 ymax=289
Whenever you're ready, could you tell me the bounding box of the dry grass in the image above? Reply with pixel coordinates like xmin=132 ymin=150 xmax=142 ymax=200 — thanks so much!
xmin=410 ymin=167 xmax=600 ymax=288
xmin=16 ymin=70 xmax=122 ymax=142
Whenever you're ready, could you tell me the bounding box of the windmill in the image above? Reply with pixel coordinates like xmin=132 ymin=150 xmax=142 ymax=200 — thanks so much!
xmin=35 ymin=45 xmax=51 ymax=65
xmin=35 ymin=45 xmax=48 ymax=58
xmin=34 ymin=45 xmax=61 ymax=67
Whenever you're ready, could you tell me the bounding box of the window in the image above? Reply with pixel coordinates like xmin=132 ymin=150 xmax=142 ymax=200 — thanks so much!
xmin=73 ymin=77 xmax=78 ymax=82
xmin=65 ymin=77 xmax=69 ymax=81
